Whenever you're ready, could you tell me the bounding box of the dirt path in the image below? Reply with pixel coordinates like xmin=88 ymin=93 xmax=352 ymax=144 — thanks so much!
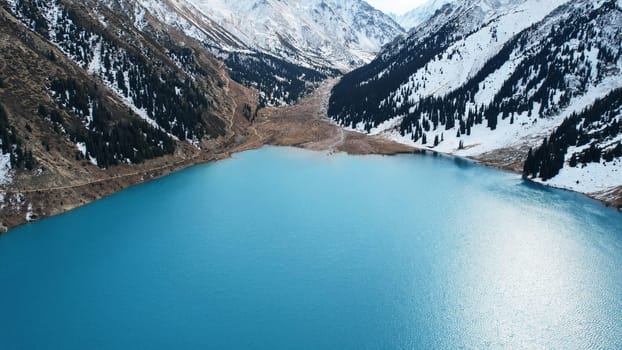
xmin=326 ymin=125 xmax=345 ymax=153
xmin=5 ymin=154 xmax=199 ymax=194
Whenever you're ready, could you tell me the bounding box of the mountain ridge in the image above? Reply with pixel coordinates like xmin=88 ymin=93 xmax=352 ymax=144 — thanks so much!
xmin=182 ymin=0 xmax=404 ymax=70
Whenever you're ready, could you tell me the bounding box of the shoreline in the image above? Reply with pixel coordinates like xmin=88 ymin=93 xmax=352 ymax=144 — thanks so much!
xmin=407 ymin=144 xmax=622 ymax=211
xmin=2 ymin=78 xmax=620 ymax=232
xmin=425 ymin=147 xmax=622 ymax=212
xmin=338 ymin=118 xmax=622 ymax=211
xmin=0 ymin=141 xmax=417 ymax=233
xmin=2 ymin=136 xmax=620 ymax=234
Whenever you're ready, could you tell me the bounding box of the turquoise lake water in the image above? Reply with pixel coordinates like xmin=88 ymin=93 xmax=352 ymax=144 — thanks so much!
xmin=1 ymin=147 xmax=621 ymax=349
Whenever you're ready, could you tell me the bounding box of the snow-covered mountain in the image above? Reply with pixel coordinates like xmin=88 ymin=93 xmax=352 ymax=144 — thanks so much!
xmin=120 ymin=0 xmax=404 ymax=105
xmin=329 ymin=0 xmax=622 ymax=200
xmin=393 ymin=0 xmax=454 ymax=30
xmin=180 ymin=0 xmax=404 ymax=70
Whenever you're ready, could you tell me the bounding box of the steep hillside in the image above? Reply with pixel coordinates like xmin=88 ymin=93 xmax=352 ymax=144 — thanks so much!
xmin=5 ymin=0 xmax=232 ymax=142
xmin=330 ymin=0 xmax=571 ymax=133
xmin=0 ymin=0 xmax=251 ymax=229
xmin=329 ymin=0 xmax=622 ymax=204
xmin=524 ymin=88 xmax=622 ymax=197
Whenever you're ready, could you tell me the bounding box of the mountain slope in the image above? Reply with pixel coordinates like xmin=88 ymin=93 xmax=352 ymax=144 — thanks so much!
xmin=329 ymin=0 xmax=622 ymax=203
xmin=131 ymin=0 xmax=330 ymax=105
xmin=394 ymin=0 xmax=454 ymax=30
xmin=0 ymin=0 xmax=253 ymax=228
xmin=6 ymin=0 xmax=233 ymax=143
xmin=330 ymin=0 xmax=570 ymax=132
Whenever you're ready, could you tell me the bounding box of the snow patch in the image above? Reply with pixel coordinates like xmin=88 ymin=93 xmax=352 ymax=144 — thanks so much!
xmin=0 ymin=153 xmax=12 ymax=186
xmin=26 ymin=203 xmax=34 ymax=222
xmin=76 ymin=142 xmax=98 ymax=166
xmin=542 ymin=159 xmax=622 ymax=194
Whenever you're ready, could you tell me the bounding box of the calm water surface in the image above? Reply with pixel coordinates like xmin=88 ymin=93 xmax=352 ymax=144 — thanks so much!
xmin=1 ymin=147 xmax=621 ymax=349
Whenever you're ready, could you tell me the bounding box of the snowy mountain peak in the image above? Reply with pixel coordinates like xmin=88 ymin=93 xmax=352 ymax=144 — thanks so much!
xmin=181 ymin=0 xmax=404 ymax=70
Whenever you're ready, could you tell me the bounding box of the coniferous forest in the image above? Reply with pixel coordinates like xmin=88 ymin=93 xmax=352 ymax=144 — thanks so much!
xmin=1 ymin=0 xmax=238 ymax=169
xmin=6 ymin=0 xmax=224 ymax=144
xmin=225 ymin=52 xmax=337 ymax=106
xmin=46 ymin=78 xmax=175 ymax=168
xmin=0 ymin=103 xmax=35 ymax=170
xmin=523 ymin=88 xmax=622 ymax=180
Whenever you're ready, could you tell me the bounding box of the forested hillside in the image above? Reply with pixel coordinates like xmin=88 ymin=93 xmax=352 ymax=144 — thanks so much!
xmin=329 ymin=0 xmax=622 ymax=198
xmin=0 ymin=0 xmax=246 ymax=228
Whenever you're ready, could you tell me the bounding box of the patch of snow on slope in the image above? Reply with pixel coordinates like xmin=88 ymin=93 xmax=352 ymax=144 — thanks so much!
xmin=0 ymin=153 xmax=12 ymax=186
xmin=76 ymin=142 xmax=87 ymax=157
xmin=26 ymin=203 xmax=33 ymax=222
xmin=87 ymin=40 xmax=102 ymax=75
xmin=76 ymin=142 xmax=98 ymax=166
xmin=134 ymin=5 xmax=148 ymax=30
xmin=544 ymin=157 xmax=622 ymax=194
